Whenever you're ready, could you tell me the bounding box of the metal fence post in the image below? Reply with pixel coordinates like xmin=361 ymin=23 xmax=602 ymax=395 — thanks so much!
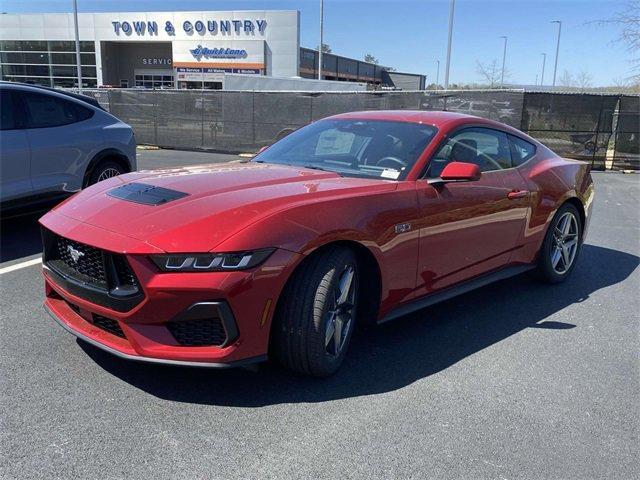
xmin=252 ymin=91 xmax=256 ymax=148
xmin=201 ymin=91 xmax=205 ymax=149
xmin=153 ymin=90 xmax=158 ymax=146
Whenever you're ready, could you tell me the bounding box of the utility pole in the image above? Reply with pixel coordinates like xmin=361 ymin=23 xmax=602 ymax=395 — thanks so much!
xmin=318 ymin=0 xmax=324 ymax=80
xmin=73 ymin=0 xmax=83 ymax=92
xmin=551 ymin=20 xmax=562 ymax=87
xmin=444 ymin=0 xmax=455 ymax=89
xmin=435 ymin=59 xmax=440 ymax=90
xmin=500 ymin=35 xmax=508 ymax=88
xmin=540 ymin=52 xmax=546 ymax=86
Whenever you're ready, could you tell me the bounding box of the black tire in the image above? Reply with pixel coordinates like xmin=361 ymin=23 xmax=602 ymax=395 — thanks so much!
xmin=535 ymin=202 xmax=583 ymax=284
xmin=88 ymin=160 xmax=124 ymax=186
xmin=271 ymin=246 xmax=359 ymax=377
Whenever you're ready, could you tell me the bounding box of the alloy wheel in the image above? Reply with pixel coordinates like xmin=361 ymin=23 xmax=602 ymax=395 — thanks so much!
xmin=97 ymin=167 xmax=121 ymax=182
xmin=551 ymin=211 xmax=579 ymax=274
xmin=324 ymin=264 xmax=356 ymax=357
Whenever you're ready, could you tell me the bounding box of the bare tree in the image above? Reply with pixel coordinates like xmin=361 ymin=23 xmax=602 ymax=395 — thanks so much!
xmin=594 ymin=0 xmax=639 ymax=80
xmin=364 ymin=54 xmax=378 ymax=64
xmin=475 ymin=60 xmax=509 ymax=88
xmin=575 ymin=70 xmax=593 ymax=90
xmin=558 ymin=69 xmax=575 ymax=87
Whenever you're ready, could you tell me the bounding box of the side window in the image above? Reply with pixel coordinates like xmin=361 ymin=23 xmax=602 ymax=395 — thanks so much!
xmin=509 ymin=134 xmax=536 ymax=166
xmin=0 ymin=90 xmax=16 ymax=130
xmin=427 ymin=128 xmax=512 ymax=177
xmin=20 ymin=92 xmax=93 ymax=129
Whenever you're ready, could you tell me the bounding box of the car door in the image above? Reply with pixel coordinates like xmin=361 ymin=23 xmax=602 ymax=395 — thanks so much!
xmin=15 ymin=90 xmax=102 ymax=196
xmin=413 ymin=127 xmax=531 ymax=297
xmin=0 ymin=89 xmax=32 ymax=203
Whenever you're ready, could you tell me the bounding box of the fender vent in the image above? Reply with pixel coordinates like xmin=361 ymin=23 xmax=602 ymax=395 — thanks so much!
xmin=107 ymin=182 xmax=188 ymax=206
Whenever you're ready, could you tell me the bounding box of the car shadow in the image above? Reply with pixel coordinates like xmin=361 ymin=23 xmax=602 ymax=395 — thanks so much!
xmin=0 ymin=198 xmax=71 ymax=262
xmin=78 ymin=244 xmax=639 ymax=407
xmin=0 ymin=209 xmax=48 ymax=262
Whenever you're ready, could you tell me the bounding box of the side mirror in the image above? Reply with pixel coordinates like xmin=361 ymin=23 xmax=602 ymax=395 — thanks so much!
xmin=428 ymin=161 xmax=481 ymax=187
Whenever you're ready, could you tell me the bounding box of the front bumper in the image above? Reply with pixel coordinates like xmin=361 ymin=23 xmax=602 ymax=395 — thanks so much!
xmin=40 ymin=215 xmax=301 ymax=367
xmin=44 ymin=302 xmax=266 ymax=368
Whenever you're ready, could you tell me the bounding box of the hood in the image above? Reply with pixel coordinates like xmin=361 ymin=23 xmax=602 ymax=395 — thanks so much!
xmin=53 ymin=162 xmax=396 ymax=252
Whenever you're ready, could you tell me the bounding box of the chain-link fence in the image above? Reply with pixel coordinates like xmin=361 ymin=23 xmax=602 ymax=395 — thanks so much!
xmin=613 ymin=95 xmax=640 ymax=170
xmin=85 ymin=89 xmax=639 ymax=170
xmin=521 ymin=93 xmax=619 ymax=170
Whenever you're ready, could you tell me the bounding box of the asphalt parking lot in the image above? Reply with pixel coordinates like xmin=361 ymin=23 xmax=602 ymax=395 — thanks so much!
xmin=1 ymin=152 xmax=638 ymax=479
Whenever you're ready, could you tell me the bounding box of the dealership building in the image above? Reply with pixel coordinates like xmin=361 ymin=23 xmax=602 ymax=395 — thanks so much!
xmin=0 ymin=10 xmax=425 ymax=90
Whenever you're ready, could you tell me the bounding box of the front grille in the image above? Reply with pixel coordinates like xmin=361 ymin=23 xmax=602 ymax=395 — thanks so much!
xmin=42 ymin=228 xmax=143 ymax=312
xmin=167 ymin=318 xmax=227 ymax=347
xmin=112 ymin=255 xmax=137 ymax=288
xmin=92 ymin=314 xmax=126 ymax=338
xmin=54 ymin=236 xmax=107 ymax=288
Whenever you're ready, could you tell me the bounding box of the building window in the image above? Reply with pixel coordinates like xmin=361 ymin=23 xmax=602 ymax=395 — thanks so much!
xmin=134 ymin=74 xmax=174 ymax=89
xmin=1 ymin=40 xmax=97 ymax=88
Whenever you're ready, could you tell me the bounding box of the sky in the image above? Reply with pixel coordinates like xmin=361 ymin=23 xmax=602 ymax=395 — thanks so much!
xmin=1 ymin=0 xmax=635 ymax=86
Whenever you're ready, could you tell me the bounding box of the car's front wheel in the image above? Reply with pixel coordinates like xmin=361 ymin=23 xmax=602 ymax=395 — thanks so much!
xmin=272 ymin=246 xmax=359 ymax=377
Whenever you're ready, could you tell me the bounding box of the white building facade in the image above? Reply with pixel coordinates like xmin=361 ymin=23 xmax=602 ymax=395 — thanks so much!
xmin=0 ymin=10 xmax=300 ymax=89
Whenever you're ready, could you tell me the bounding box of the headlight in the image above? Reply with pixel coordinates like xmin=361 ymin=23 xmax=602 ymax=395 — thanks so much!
xmin=150 ymin=248 xmax=275 ymax=272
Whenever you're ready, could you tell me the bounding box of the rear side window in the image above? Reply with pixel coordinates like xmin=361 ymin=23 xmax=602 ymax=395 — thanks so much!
xmin=19 ymin=92 xmax=94 ymax=128
xmin=0 ymin=90 xmax=16 ymax=130
xmin=509 ymin=134 xmax=536 ymax=166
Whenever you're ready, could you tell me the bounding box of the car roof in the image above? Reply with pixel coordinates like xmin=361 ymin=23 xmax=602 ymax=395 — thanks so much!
xmin=326 ymin=109 xmax=537 ymax=142
xmin=328 ymin=109 xmax=510 ymax=129
xmin=0 ymin=81 xmax=104 ymax=110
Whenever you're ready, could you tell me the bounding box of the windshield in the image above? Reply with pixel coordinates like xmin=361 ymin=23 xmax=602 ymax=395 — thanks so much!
xmin=254 ymin=119 xmax=438 ymax=180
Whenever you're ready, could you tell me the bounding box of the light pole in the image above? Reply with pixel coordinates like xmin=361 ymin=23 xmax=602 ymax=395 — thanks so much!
xmin=72 ymin=0 xmax=82 ymax=92
xmin=499 ymin=35 xmax=507 ymax=88
xmin=540 ymin=52 xmax=546 ymax=86
xmin=444 ymin=0 xmax=455 ymax=89
xmin=318 ymin=0 xmax=324 ymax=80
xmin=551 ymin=20 xmax=562 ymax=87
xmin=435 ymin=59 xmax=440 ymax=90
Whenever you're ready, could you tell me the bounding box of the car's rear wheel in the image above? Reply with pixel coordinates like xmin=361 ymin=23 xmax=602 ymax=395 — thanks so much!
xmin=89 ymin=160 xmax=124 ymax=185
xmin=271 ymin=246 xmax=359 ymax=377
xmin=535 ymin=203 xmax=582 ymax=283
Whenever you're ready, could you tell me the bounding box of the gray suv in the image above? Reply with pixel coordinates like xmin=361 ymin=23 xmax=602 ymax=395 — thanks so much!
xmin=0 ymin=82 xmax=136 ymax=210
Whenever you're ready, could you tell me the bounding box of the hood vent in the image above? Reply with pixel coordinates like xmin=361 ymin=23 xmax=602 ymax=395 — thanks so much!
xmin=107 ymin=182 xmax=189 ymax=206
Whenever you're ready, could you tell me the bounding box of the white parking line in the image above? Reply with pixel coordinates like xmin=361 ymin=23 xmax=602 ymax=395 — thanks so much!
xmin=0 ymin=258 xmax=42 ymax=275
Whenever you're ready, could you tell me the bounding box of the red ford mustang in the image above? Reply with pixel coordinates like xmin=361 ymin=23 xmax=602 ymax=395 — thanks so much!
xmin=40 ymin=111 xmax=594 ymax=376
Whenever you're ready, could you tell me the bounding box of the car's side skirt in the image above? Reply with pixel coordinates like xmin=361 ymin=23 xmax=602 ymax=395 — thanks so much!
xmin=378 ymin=264 xmax=535 ymax=324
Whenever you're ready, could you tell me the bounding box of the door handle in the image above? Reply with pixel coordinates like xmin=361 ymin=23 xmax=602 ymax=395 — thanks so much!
xmin=507 ymin=190 xmax=529 ymax=199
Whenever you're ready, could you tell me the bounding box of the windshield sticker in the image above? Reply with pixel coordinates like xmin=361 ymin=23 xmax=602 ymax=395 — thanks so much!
xmin=315 ymin=129 xmax=355 ymax=155
xmin=380 ymin=169 xmax=400 ymax=180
